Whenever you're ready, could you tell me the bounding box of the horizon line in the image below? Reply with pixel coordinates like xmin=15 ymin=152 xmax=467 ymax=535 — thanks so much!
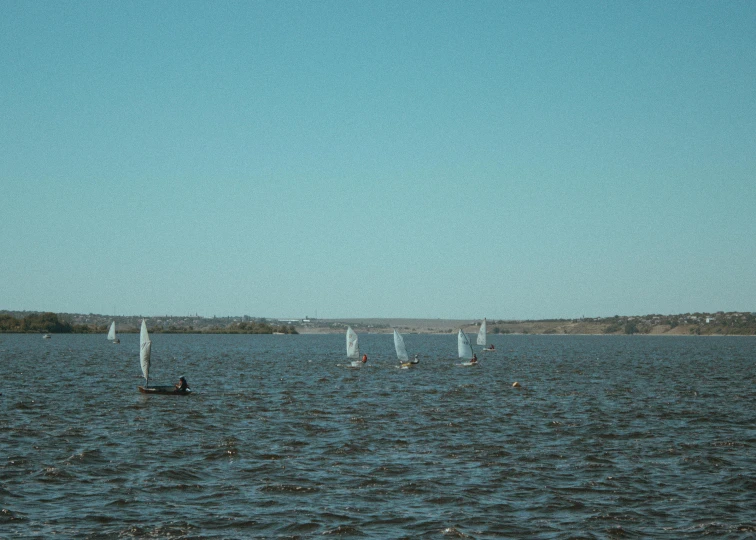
xmin=2 ymin=309 xmax=752 ymax=322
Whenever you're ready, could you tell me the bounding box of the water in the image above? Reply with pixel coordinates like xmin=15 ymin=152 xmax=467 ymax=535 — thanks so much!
xmin=1 ymin=333 xmax=754 ymax=538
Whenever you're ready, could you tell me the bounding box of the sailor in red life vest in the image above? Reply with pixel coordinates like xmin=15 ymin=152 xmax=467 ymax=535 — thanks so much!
xmin=361 ymin=353 xmax=368 ymax=364
xmin=470 ymin=353 xmax=478 ymax=364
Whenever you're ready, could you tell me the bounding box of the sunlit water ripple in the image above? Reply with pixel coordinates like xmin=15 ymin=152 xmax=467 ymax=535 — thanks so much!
xmin=1 ymin=333 xmax=754 ymax=538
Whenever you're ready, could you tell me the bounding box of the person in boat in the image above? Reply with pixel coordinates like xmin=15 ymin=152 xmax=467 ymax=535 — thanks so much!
xmin=411 ymin=354 xmax=420 ymax=364
xmin=470 ymin=353 xmax=478 ymax=364
xmin=174 ymin=376 xmax=189 ymax=393
xmin=488 ymin=344 xmax=495 ymax=350
xmin=361 ymin=353 xmax=368 ymax=364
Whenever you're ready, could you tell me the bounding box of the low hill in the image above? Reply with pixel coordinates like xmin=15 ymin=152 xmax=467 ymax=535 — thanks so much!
xmin=2 ymin=311 xmax=754 ymax=335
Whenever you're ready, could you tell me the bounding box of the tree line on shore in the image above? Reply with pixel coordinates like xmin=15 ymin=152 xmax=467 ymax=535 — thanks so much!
xmin=0 ymin=312 xmax=94 ymax=333
xmin=163 ymin=321 xmax=298 ymax=334
xmin=3 ymin=310 xmax=753 ymax=336
xmin=0 ymin=313 xmax=298 ymax=335
xmin=484 ymin=312 xmax=756 ymax=336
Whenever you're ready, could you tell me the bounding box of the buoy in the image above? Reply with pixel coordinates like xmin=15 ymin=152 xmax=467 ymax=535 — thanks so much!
xmin=512 ymin=381 xmax=521 ymax=388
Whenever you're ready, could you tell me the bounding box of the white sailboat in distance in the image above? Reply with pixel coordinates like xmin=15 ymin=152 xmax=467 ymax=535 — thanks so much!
xmin=394 ymin=329 xmax=419 ymax=369
xmin=137 ymin=320 xmax=190 ymax=395
xmin=139 ymin=320 xmax=151 ymax=389
xmin=458 ymin=329 xmax=477 ymax=366
xmin=476 ymin=318 xmax=487 ymax=347
xmin=107 ymin=321 xmax=120 ymax=343
xmin=394 ymin=329 xmax=409 ymax=363
xmin=346 ymin=326 xmax=363 ymax=367
xmin=479 ymin=318 xmax=496 ymax=351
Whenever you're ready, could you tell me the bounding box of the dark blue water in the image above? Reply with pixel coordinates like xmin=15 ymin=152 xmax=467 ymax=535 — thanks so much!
xmin=1 ymin=333 xmax=754 ymax=538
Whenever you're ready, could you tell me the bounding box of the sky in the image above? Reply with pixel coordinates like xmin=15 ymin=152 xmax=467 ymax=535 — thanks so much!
xmin=1 ymin=1 xmax=755 ymax=320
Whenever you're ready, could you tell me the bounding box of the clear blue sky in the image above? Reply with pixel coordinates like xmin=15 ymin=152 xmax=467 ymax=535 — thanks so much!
xmin=1 ymin=1 xmax=754 ymax=320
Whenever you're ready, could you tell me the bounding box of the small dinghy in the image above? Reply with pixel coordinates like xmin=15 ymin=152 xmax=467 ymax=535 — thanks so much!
xmin=346 ymin=326 xmax=365 ymax=368
xmin=394 ymin=329 xmax=419 ymax=368
xmin=138 ymin=385 xmax=190 ymax=395
xmin=137 ymin=320 xmax=190 ymax=395
xmin=457 ymin=329 xmax=478 ymax=366
xmin=107 ymin=321 xmax=120 ymax=344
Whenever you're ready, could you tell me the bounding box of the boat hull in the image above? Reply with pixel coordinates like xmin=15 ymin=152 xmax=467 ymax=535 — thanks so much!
xmin=138 ymin=386 xmax=191 ymax=395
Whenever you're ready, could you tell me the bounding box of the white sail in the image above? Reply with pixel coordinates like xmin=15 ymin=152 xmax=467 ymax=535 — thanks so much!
xmin=140 ymin=319 xmax=151 ymax=383
xmin=346 ymin=326 xmax=359 ymax=359
xmin=477 ymin=318 xmax=487 ymax=346
xmin=107 ymin=321 xmax=116 ymax=341
xmin=458 ymin=329 xmax=473 ymax=359
xmin=393 ymin=329 xmax=409 ymax=362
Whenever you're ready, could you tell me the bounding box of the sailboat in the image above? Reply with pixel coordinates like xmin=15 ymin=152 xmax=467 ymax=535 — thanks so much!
xmin=394 ymin=329 xmax=418 ymax=368
xmin=137 ymin=320 xmax=190 ymax=395
xmin=458 ymin=329 xmax=477 ymax=366
xmin=346 ymin=326 xmax=363 ymax=367
xmin=478 ymin=318 xmax=496 ymax=352
xmin=477 ymin=318 xmax=486 ymax=347
xmin=107 ymin=321 xmax=120 ymax=344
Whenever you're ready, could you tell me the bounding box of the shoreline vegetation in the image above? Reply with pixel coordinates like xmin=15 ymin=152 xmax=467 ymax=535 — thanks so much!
xmin=0 ymin=312 xmax=298 ymax=335
xmin=1 ymin=311 xmax=755 ymax=336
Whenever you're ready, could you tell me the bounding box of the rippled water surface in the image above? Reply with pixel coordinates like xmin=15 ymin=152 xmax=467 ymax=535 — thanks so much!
xmin=1 ymin=333 xmax=754 ymax=538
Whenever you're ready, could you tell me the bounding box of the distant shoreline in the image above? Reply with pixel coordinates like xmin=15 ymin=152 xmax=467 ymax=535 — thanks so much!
xmin=2 ymin=311 xmax=754 ymax=336
xmin=295 ymin=315 xmax=756 ymax=336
